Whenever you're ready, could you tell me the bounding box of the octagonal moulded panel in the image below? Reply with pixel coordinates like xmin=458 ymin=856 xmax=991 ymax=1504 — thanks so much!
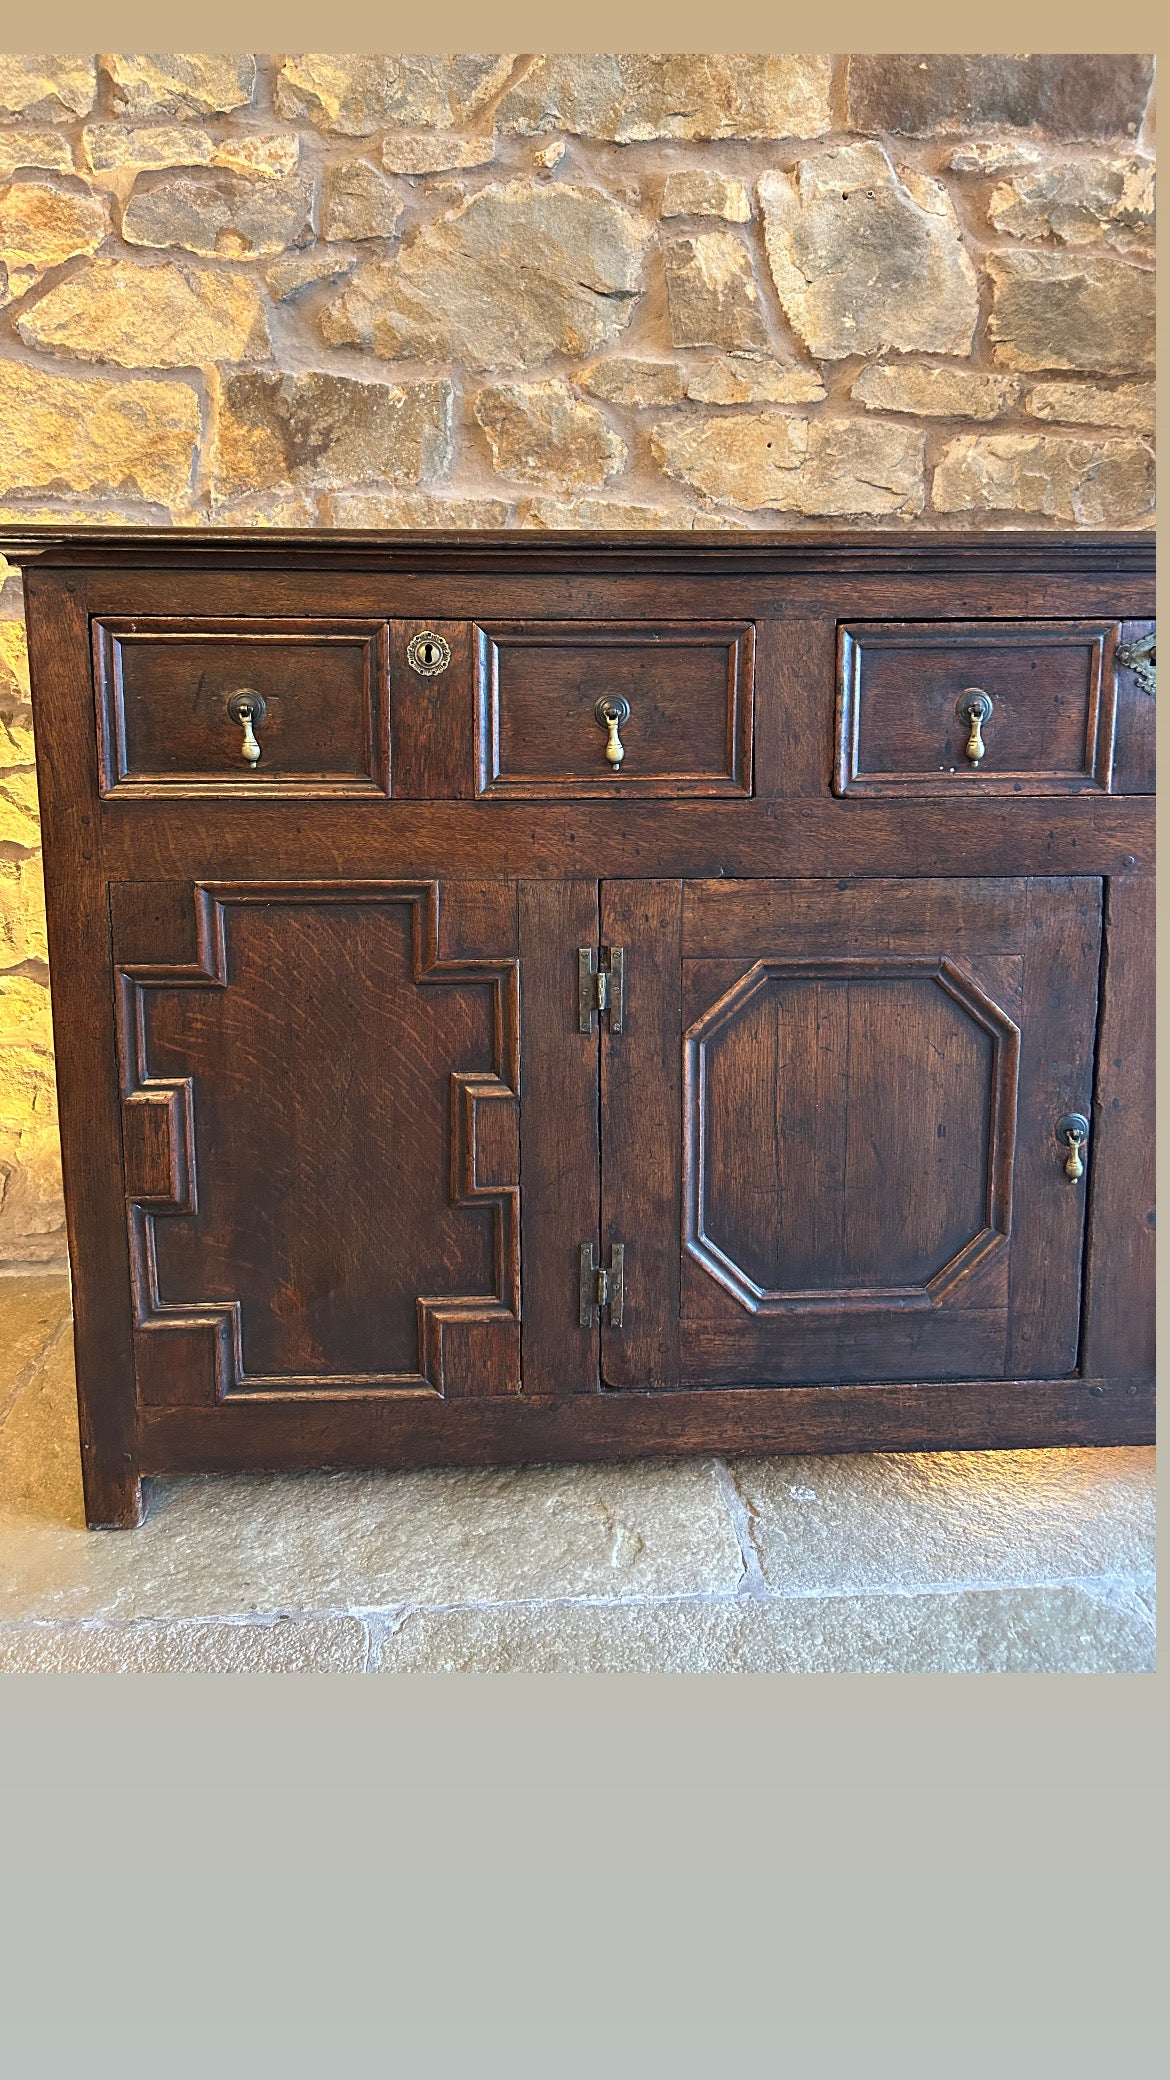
xmin=684 ymin=957 xmax=1020 ymax=1314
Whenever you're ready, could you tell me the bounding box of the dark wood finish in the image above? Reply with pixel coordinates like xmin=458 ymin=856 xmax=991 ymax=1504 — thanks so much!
xmin=1081 ymin=875 xmax=1155 ymax=1380
xmin=477 ymin=620 xmax=754 ymax=797
xmin=837 ymin=620 xmax=1116 ymax=796
xmin=1110 ymin=620 xmax=1156 ymax=794
xmin=599 ymin=881 xmax=683 ymax=1390
xmin=137 ymin=1374 xmax=1153 ymax=1473
xmin=614 ymin=878 xmax=1099 ymax=1388
xmin=5 ymin=528 xmax=1152 ymax=1525
xmin=387 ymin=617 xmax=478 ymax=799
xmin=517 ymin=880 xmax=601 ymax=1395
xmin=95 ymin=616 xmax=391 ymax=795
xmin=112 ymin=876 xmax=522 ymax=1401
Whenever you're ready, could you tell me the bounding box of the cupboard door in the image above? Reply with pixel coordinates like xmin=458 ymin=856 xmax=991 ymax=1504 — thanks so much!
xmin=112 ymin=879 xmax=524 ymax=1403
xmin=600 ymin=878 xmax=1101 ymax=1390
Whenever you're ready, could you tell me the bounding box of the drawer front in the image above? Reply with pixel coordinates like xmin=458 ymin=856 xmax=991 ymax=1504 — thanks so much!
xmin=836 ymin=620 xmax=1118 ymax=796
xmin=477 ymin=620 xmax=755 ymax=797
xmin=95 ymin=618 xmax=390 ymax=795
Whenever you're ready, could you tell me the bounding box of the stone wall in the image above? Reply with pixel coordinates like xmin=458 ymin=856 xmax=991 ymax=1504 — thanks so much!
xmin=0 ymin=52 xmax=1156 ymax=1259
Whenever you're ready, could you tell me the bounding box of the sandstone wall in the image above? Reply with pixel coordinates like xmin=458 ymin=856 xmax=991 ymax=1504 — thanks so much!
xmin=0 ymin=52 xmax=1156 ymax=1259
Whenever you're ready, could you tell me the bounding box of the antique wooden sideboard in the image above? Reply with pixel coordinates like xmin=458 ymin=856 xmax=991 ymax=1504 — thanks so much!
xmin=4 ymin=527 xmax=1154 ymax=1526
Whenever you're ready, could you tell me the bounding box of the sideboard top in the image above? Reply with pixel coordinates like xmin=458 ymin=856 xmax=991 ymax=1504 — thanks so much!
xmin=0 ymin=525 xmax=1155 ymax=580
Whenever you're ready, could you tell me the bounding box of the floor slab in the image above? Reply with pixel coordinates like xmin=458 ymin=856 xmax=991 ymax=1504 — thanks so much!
xmin=0 ymin=1274 xmax=1155 ymax=1674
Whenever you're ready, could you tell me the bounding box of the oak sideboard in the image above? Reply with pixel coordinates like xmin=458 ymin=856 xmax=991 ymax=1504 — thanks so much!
xmin=4 ymin=527 xmax=1154 ymax=1526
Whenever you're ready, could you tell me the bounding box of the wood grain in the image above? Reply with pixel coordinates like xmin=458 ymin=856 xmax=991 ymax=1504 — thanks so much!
xmin=8 ymin=530 xmax=1152 ymax=1522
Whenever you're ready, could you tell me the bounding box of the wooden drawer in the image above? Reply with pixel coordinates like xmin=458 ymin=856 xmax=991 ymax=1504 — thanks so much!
xmin=476 ymin=620 xmax=755 ymax=797
xmin=94 ymin=617 xmax=391 ymax=796
xmin=836 ymin=620 xmax=1118 ymax=796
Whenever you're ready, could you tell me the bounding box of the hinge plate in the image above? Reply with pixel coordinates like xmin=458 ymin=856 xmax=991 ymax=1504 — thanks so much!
xmin=578 ymin=945 xmax=624 ymax=1034
xmin=1117 ymin=630 xmax=1156 ymax=699
xmin=579 ymin=1242 xmax=625 ymax=1328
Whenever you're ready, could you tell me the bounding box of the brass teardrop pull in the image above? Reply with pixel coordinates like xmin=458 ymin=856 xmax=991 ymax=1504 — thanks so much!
xmin=226 ymin=689 xmax=266 ymax=767
xmin=594 ymin=695 xmax=630 ymax=769
xmin=957 ymin=689 xmax=993 ymax=765
xmin=1057 ymin=1113 xmax=1090 ymax=1181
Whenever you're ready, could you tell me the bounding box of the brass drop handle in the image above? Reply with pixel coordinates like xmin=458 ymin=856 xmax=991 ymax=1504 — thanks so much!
xmin=594 ymin=695 xmax=630 ymax=769
xmin=1057 ymin=1113 xmax=1090 ymax=1181
xmin=226 ymin=689 xmax=266 ymax=767
xmin=957 ymin=689 xmax=993 ymax=765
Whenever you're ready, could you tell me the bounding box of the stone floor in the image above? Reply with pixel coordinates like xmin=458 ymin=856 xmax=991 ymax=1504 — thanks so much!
xmin=0 ymin=1270 xmax=1155 ymax=1673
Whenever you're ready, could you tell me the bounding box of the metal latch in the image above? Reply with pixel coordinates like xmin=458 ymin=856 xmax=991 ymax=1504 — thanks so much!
xmin=1116 ymin=630 xmax=1155 ymax=698
xmin=579 ymin=945 xmax=624 ymax=1033
xmin=580 ymin=1243 xmax=625 ymax=1328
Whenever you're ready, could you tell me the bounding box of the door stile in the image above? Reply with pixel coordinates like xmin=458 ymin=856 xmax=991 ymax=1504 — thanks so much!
xmin=518 ymin=881 xmax=602 ymax=1393
xmin=598 ymin=882 xmax=684 ymax=1390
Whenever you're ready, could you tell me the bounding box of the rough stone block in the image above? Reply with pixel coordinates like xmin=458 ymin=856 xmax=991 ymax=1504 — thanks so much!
xmin=0 ymin=770 xmax=42 ymax=848
xmin=945 ymin=140 xmax=1042 ymax=174
xmin=518 ymin=498 xmax=745 ymax=530
xmin=0 ymin=1050 xmax=64 ymax=1263
xmin=0 ymin=972 xmax=52 ymax=1050
xmin=17 ymin=257 xmax=271 ymax=367
xmin=760 ymin=143 xmax=979 ymax=359
xmin=1023 ymin=380 xmax=1155 ymax=432
xmin=988 ymin=158 xmax=1154 ymax=250
xmin=851 ymin=362 xmax=1019 ymax=420
xmin=265 ymin=250 xmax=355 ymax=301
xmin=660 ymin=170 xmax=751 ymax=221
xmin=0 ymin=132 xmax=74 ymax=178
xmin=0 ymin=181 xmax=109 ymax=301
xmin=322 ymin=162 xmax=405 ymax=242
xmin=0 ymin=55 xmax=97 ymax=121
xmin=932 ymin=430 xmax=1154 ymax=525
xmin=0 ymin=360 xmax=200 ymax=500
xmin=83 ymin=126 xmax=300 ymax=179
xmin=122 ymin=168 xmax=314 ymax=258
xmin=987 ymin=251 xmax=1155 ymax=374
xmin=0 ymin=620 xmax=31 ymax=699
xmin=321 ymin=179 xmax=648 ymax=370
xmin=0 ymin=856 xmax=48 ymax=966
xmin=381 ymin=134 xmax=496 ymax=174
xmin=575 ymin=357 xmax=685 ymax=406
xmin=323 ymin=491 xmax=512 ymax=528
xmin=102 ymin=54 xmax=257 ymax=119
xmin=213 ymin=370 xmax=452 ymax=497
xmin=685 ymin=357 xmax=825 ymax=405
xmin=845 ymin=55 xmax=1154 ymax=140
xmin=496 ymin=54 xmax=833 ymax=142
xmin=275 ymin=54 xmax=514 ymax=135
xmin=474 ymin=379 xmax=625 ymax=490
xmin=664 ymin=232 xmax=769 ymax=351
xmin=651 ymin=412 xmax=925 ymax=516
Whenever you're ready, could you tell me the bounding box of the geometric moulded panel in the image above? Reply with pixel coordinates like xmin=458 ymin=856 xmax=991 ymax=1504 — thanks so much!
xmin=115 ymin=881 xmax=520 ymax=1402
xmin=685 ymin=958 xmax=1020 ymax=1313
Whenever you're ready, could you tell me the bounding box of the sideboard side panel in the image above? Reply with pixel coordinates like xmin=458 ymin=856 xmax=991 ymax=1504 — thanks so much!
xmin=22 ymin=568 xmax=144 ymax=1525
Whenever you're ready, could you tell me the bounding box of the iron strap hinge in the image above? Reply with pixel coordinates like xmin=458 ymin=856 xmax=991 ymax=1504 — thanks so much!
xmin=578 ymin=945 xmax=625 ymax=1033
xmin=580 ymin=1243 xmax=625 ymax=1329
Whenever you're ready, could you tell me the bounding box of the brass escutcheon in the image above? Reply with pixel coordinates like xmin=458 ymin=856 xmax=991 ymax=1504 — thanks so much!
xmin=407 ymin=630 xmax=451 ymax=677
xmin=593 ymin=695 xmax=630 ymax=768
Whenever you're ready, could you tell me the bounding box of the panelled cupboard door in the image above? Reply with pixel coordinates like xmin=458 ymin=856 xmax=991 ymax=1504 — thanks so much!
xmin=600 ymin=879 xmax=1102 ymax=1391
xmin=111 ymin=877 xmax=537 ymax=1406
